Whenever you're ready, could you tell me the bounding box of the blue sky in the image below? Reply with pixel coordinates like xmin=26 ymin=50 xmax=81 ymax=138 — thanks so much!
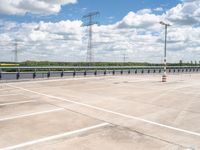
xmin=0 ymin=0 xmax=200 ymax=63
xmin=0 ymin=0 xmax=180 ymax=24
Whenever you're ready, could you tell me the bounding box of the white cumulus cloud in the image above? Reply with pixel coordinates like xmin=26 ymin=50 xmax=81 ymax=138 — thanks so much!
xmin=166 ymin=0 xmax=200 ymax=25
xmin=0 ymin=0 xmax=77 ymax=15
xmin=0 ymin=0 xmax=200 ymax=63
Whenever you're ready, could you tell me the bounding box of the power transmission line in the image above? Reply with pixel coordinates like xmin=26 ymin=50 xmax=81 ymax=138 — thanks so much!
xmin=14 ymin=39 xmax=18 ymax=63
xmin=82 ymin=11 xmax=100 ymax=62
xmin=123 ymin=50 xmax=129 ymax=63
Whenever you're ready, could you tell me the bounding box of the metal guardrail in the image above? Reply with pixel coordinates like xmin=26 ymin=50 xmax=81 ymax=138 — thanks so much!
xmin=0 ymin=65 xmax=200 ymax=69
xmin=0 ymin=66 xmax=199 ymax=80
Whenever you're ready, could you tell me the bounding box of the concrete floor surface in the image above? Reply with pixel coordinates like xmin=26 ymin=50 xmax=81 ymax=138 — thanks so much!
xmin=0 ymin=74 xmax=200 ymax=150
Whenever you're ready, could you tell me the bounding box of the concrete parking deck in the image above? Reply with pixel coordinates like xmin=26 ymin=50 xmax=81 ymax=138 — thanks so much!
xmin=0 ymin=74 xmax=200 ymax=150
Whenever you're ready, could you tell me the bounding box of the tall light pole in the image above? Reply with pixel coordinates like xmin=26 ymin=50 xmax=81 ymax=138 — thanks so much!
xmin=160 ymin=21 xmax=171 ymax=82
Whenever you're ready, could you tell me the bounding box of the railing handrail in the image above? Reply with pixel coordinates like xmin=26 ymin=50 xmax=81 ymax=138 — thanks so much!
xmin=0 ymin=66 xmax=200 ymax=70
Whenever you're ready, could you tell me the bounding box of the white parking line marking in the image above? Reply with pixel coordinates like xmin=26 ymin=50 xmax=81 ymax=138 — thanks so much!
xmin=8 ymin=84 xmax=200 ymax=137
xmin=0 ymin=108 xmax=64 ymax=122
xmin=0 ymin=122 xmax=109 ymax=150
xmin=0 ymin=100 xmax=37 ymax=106
xmin=0 ymin=94 xmax=20 ymax=97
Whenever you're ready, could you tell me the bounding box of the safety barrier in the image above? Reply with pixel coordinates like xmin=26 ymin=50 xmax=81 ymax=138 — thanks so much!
xmin=0 ymin=66 xmax=199 ymax=80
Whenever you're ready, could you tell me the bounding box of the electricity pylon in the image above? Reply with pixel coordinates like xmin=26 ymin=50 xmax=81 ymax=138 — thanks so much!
xmin=82 ymin=12 xmax=100 ymax=62
xmin=14 ymin=39 xmax=18 ymax=63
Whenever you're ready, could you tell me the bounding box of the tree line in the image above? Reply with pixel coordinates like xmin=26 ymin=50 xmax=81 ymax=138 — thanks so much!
xmin=0 ymin=61 xmax=200 ymax=67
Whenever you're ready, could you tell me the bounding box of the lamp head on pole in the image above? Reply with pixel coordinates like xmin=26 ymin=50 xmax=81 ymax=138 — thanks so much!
xmin=159 ymin=21 xmax=171 ymax=26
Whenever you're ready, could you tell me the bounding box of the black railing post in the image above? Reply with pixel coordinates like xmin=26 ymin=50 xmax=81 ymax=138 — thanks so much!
xmin=84 ymin=70 xmax=87 ymax=76
xmin=112 ymin=70 xmax=115 ymax=75
xmin=135 ymin=70 xmax=137 ymax=74
xmin=16 ymin=72 xmax=20 ymax=80
xmin=94 ymin=70 xmax=97 ymax=76
xmin=47 ymin=71 xmax=50 ymax=78
xmin=73 ymin=70 xmax=76 ymax=77
xmin=33 ymin=72 xmax=36 ymax=79
xmin=104 ymin=70 xmax=106 ymax=75
xmin=33 ymin=69 xmax=37 ymax=79
xmin=61 ymin=71 xmax=64 ymax=78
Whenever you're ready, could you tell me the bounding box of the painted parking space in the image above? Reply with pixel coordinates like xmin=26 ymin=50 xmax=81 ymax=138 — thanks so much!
xmin=0 ymin=74 xmax=200 ymax=149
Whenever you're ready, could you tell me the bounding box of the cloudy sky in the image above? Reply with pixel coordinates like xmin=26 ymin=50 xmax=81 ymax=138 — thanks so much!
xmin=0 ymin=0 xmax=200 ymax=63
